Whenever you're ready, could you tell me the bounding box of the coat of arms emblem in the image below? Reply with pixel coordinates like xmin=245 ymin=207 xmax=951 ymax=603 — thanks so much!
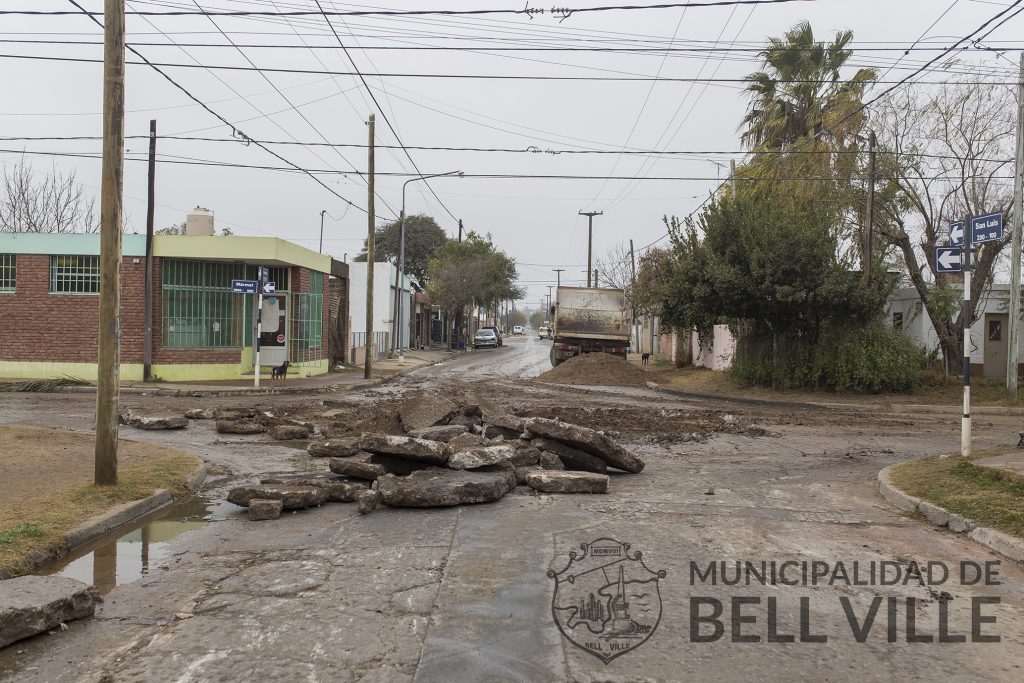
xmin=548 ymin=538 xmax=666 ymax=663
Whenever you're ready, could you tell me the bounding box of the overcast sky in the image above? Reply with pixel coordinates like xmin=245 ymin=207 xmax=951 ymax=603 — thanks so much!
xmin=2 ymin=0 xmax=1021 ymax=306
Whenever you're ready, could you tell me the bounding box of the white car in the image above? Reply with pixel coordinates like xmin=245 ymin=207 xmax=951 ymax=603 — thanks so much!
xmin=538 ymin=326 xmax=552 ymax=340
xmin=512 ymin=325 xmax=525 ymax=335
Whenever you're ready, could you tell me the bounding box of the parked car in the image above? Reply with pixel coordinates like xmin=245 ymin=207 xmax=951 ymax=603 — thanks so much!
xmin=473 ymin=328 xmax=499 ymax=349
xmin=538 ymin=326 xmax=552 ymax=340
xmin=512 ymin=325 xmax=525 ymax=335
xmin=482 ymin=325 xmax=503 ymax=346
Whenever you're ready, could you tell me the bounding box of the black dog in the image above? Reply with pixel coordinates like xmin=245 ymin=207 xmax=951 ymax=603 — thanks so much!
xmin=641 ymin=353 xmax=651 ymax=366
xmin=271 ymin=360 xmax=290 ymax=380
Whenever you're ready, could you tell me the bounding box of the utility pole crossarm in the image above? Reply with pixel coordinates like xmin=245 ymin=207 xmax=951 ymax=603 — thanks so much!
xmin=578 ymin=210 xmax=603 ymax=288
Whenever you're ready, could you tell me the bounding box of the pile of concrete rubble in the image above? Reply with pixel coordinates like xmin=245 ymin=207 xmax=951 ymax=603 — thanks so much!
xmin=226 ymin=396 xmax=645 ymax=521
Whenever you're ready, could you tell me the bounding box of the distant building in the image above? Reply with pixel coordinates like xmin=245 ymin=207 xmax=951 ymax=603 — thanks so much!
xmin=346 ymin=261 xmax=413 ymax=362
xmin=0 ymin=230 xmax=347 ymax=381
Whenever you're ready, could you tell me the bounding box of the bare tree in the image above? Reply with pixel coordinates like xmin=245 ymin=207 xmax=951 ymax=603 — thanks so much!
xmin=874 ymin=80 xmax=1016 ymax=371
xmin=0 ymin=158 xmax=97 ymax=233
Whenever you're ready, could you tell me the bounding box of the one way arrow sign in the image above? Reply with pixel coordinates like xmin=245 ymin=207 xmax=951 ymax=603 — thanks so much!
xmin=935 ymin=246 xmax=963 ymax=273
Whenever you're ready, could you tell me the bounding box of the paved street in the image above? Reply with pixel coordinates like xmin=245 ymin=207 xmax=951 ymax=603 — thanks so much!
xmin=2 ymin=335 xmax=1024 ymax=682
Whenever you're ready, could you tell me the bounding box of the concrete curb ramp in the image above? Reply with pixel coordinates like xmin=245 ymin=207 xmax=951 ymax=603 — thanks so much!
xmin=877 ymin=462 xmax=1024 ymax=564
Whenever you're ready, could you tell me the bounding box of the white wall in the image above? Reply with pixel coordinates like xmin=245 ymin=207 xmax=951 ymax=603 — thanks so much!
xmin=347 ymin=262 xmax=414 ymax=350
xmin=693 ymin=325 xmax=736 ymax=370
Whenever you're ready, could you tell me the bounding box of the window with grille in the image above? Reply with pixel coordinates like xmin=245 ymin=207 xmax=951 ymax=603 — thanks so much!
xmin=291 ymin=271 xmax=324 ymax=365
xmin=50 ymin=255 xmax=100 ymax=294
xmin=0 ymin=254 xmax=14 ymax=292
xmin=161 ymin=260 xmax=248 ymax=348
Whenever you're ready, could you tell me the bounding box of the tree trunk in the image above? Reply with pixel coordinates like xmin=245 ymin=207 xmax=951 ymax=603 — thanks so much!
xmin=673 ymin=327 xmax=692 ymax=368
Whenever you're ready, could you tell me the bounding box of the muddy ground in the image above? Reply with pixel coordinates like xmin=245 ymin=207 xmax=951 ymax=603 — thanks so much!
xmin=2 ymin=334 xmax=1024 ymax=682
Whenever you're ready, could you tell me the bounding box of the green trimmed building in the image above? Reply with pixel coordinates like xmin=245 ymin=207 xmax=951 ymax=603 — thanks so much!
xmin=0 ymin=231 xmax=347 ymax=382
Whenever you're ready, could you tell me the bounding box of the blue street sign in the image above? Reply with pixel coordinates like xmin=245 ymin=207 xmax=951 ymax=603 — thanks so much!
xmin=970 ymin=212 xmax=1003 ymax=244
xmin=949 ymin=221 xmax=965 ymax=246
xmin=935 ymin=246 xmax=963 ymax=273
xmin=261 ymin=281 xmax=276 ymax=294
xmin=230 ymin=279 xmax=259 ymax=294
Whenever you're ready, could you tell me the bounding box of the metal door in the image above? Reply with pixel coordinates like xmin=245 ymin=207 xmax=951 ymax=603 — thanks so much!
xmin=983 ymin=313 xmax=1008 ymax=379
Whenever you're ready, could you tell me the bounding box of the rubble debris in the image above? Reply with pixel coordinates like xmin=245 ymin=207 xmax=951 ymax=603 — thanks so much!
xmin=538 ymin=451 xmax=565 ymax=470
xmin=480 ymin=412 xmax=525 ymax=440
xmin=184 ymin=408 xmax=216 ymax=420
xmin=359 ymin=433 xmax=450 ymax=466
xmin=526 ymin=471 xmax=609 ymax=494
xmin=367 ymin=453 xmax=434 ymax=476
xmin=515 ymin=465 xmax=541 ymax=485
xmin=408 ymin=425 xmax=469 ymax=442
xmin=704 ymin=486 xmax=715 ymax=496
xmin=215 ymin=407 xmax=256 ymax=420
xmin=248 ymin=498 xmax=283 ymax=521
xmin=308 ymin=437 xmax=360 ymax=458
xmin=449 ymin=414 xmax=483 ymax=429
xmin=268 ymin=424 xmax=313 ymax=441
xmin=257 ymin=412 xmax=314 ymax=431
xmin=509 ymin=443 xmax=541 ymax=467
xmin=356 ymin=489 xmax=382 ymax=514
xmin=215 ymin=419 xmax=265 ymax=435
xmin=329 ymin=455 xmax=388 ymax=481
xmin=524 ymin=417 xmax=644 ymax=473
xmin=482 ymin=425 xmax=522 ymax=441
xmin=0 ymin=576 xmax=99 ymax=649
xmin=119 ymin=409 xmax=188 ymax=430
xmin=461 ymin=404 xmax=483 ymax=417
xmin=448 ymin=432 xmax=487 ymax=451
xmin=398 ymin=392 xmax=459 ymax=431
xmin=376 ymin=468 xmax=516 ymax=507
xmin=447 ymin=445 xmax=518 ymax=470
xmin=227 ymin=484 xmax=327 ymax=510
xmin=531 ymin=437 xmax=608 ymax=474
xmin=260 ymin=473 xmax=367 ymax=502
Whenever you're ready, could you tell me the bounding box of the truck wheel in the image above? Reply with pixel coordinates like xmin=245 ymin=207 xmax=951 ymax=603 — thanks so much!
xmin=549 ymin=347 xmax=562 ymax=368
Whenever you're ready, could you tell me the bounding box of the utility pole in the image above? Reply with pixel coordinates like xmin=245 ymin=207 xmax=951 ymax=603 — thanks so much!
xmin=364 ymin=115 xmax=375 ymax=379
xmin=319 ymin=209 xmax=326 ymax=254
xmin=143 ymin=119 xmax=156 ymax=383
xmin=865 ymin=130 xmax=876 ymax=286
xmin=629 ymin=239 xmax=638 ymax=352
xmin=458 ymin=218 xmax=463 ymax=242
xmin=593 ymin=269 xmax=599 ymax=288
xmin=730 ymin=159 xmax=737 ymax=197
xmin=95 ymin=0 xmax=125 ymax=486
xmin=1007 ymin=53 xmax=1024 ymax=398
xmin=547 ymin=285 xmax=554 ymax=316
xmin=579 ymin=210 xmax=603 ymax=287
xmin=553 ymin=268 xmax=564 ymax=288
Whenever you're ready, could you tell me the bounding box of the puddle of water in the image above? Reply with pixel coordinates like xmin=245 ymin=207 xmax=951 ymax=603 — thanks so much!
xmin=43 ymin=496 xmax=209 ymax=594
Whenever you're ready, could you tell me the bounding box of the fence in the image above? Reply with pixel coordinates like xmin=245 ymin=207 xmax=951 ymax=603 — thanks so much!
xmin=351 ymin=331 xmax=390 ymax=362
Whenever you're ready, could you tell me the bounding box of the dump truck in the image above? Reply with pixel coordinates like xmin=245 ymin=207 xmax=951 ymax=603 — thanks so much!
xmin=549 ymin=286 xmax=630 ymax=367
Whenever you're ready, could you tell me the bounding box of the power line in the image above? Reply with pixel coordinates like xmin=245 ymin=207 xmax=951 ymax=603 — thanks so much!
xmin=63 ymin=0 xmax=367 ymax=213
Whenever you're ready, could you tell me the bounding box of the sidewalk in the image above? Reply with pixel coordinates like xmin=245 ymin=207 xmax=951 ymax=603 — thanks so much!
xmin=974 ymin=452 xmax=1024 ymax=477
xmin=55 ymin=348 xmax=460 ymax=397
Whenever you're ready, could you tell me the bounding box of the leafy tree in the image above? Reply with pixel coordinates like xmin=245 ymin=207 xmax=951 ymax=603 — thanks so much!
xmin=528 ymin=310 xmax=545 ymax=329
xmin=354 ymin=214 xmax=448 ymax=285
xmin=425 ymin=232 xmax=524 ymax=341
xmin=156 ymin=222 xmax=185 ymax=235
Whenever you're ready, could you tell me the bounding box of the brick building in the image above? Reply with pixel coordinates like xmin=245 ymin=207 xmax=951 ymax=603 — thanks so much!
xmin=0 ymin=232 xmax=348 ymax=381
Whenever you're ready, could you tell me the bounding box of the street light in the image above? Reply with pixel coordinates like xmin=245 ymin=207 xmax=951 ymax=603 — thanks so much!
xmin=395 ymin=170 xmax=463 ymax=364
xmin=319 ymin=209 xmax=326 ymax=253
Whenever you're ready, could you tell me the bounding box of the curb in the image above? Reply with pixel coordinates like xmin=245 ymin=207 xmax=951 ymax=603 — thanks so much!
xmin=877 ymin=462 xmax=1024 ymax=564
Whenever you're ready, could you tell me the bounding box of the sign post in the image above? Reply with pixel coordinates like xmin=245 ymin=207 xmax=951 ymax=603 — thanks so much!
xmin=231 ymin=274 xmax=274 ymax=388
xmin=962 ymin=242 xmax=972 ymax=458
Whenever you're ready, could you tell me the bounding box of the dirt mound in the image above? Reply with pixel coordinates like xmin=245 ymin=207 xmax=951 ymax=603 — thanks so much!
xmin=535 ymin=353 xmax=649 ymax=388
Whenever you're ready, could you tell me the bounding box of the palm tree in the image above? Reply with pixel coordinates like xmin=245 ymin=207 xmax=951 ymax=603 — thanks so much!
xmin=740 ymin=21 xmax=876 ymax=151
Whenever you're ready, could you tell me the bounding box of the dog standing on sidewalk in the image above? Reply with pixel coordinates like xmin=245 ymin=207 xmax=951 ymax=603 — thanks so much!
xmin=641 ymin=353 xmax=651 ymax=366
xmin=271 ymin=360 xmax=290 ymax=380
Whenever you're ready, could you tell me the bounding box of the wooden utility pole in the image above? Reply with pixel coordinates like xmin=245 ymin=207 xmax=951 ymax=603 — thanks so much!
xmin=729 ymin=159 xmax=737 ymax=197
xmin=143 ymin=119 xmax=156 ymax=382
xmin=579 ymin=210 xmax=603 ymax=287
xmin=364 ymin=115 xmax=376 ymax=379
xmin=95 ymin=0 xmax=126 ymax=486
xmin=1007 ymin=53 xmax=1024 ymax=398
xmin=864 ymin=130 xmax=876 ymax=286
xmin=629 ymin=239 xmax=638 ymax=352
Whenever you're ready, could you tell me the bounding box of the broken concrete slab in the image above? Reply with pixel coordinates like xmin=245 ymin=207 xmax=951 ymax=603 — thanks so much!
xmin=525 ymin=470 xmax=609 ymax=494
xmin=227 ymin=484 xmax=327 ymax=510
xmin=328 ymin=455 xmax=388 ymax=481
xmin=268 ymin=424 xmax=312 ymax=441
xmin=119 ymin=410 xmax=188 ymax=430
xmin=447 ymin=445 xmax=518 ymax=470
xmin=531 ymin=438 xmax=608 ymax=474
xmin=398 ymin=392 xmax=459 ymax=431
xmin=509 ymin=443 xmax=541 ymax=467
xmin=248 ymin=499 xmax=283 ymax=521
xmin=260 ymin=473 xmax=367 ymax=502
xmin=482 ymin=425 xmax=522 ymax=441
xmin=514 ymin=465 xmax=542 ymax=485
xmin=408 ymin=425 xmax=469 ymax=442
xmin=481 ymin=412 xmax=524 ymax=433
xmin=448 ymin=432 xmax=487 ymax=451
xmin=308 ymin=437 xmax=361 ymax=458
xmin=538 ymin=451 xmax=565 ymax=470
xmin=0 ymin=576 xmax=99 ymax=649
xmin=523 ymin=417 xmax=644 ymax=473
xmin=359 ymin=433 xmax=450 ymax=466
xmin=184 ymin=408 xmax=216 ymax=420
xmin=215 ymin=419 xmax=265 ymax=435
xmin=449 ymin=414 xmax=483 ymax=429
xmin=376 ymin=468 xmax=515 ymax=507
xmin=356 ymin=489 xmax=382 ymax=514
xmin=367 ymin=453 xmax=434 ymax=476
xmin=215 ymin=407 xmax=256 ymax=420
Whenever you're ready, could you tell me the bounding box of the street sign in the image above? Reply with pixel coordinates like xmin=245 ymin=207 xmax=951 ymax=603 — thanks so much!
xmin=971 ymin=212 xmax=1003 ymax=244
xmin=935 ymin=246 xmax=963 ymax=273
xmin=230 ymin=279 xmax=259 ymax=294
xmin=949 ymin=221 xmax=965 ymax=246
xmin=261 ymin=281 xmax=276 ymax=294
xmin=257 ymin=266 xmax=269 ymax=282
